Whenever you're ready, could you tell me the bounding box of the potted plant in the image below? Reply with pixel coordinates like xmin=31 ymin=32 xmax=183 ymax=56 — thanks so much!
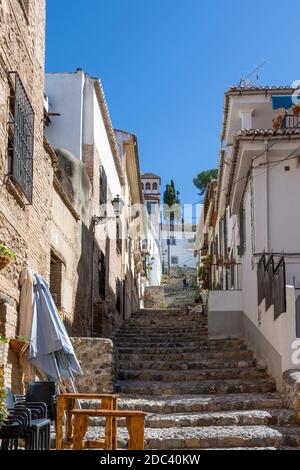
xmin=10 ymin=335 xmax=30 ymax=354
xmin=0 ymin=336 xmax=8 ymax=367
xmin=292 ymin=104 xmax=300 ymax=116
xmin=272 ymin=114 xmax=283 ymax=130
xmin=0 ymin=368 xmax=7 ymax=430
xmin=0 ymin=244 xmax=16 ymax=271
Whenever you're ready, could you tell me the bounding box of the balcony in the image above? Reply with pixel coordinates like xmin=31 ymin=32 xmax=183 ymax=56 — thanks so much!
xmin=282 ymin=114 xmax=300 ymax=129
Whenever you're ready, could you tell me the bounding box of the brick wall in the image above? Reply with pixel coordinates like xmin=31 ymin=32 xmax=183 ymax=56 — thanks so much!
xmin=0 ymin=0 xmax=52 ymax=391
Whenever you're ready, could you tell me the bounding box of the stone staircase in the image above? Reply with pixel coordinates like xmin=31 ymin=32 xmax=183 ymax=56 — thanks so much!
xmin=108 ymin=307 xmax=300 ymax=449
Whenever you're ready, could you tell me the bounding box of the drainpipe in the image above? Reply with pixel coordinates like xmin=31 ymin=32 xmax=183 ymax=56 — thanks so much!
xmin=91 ymin=220 xmax=96 ymax=337
xmin=265 ymin=139 xmax=270 ymax=252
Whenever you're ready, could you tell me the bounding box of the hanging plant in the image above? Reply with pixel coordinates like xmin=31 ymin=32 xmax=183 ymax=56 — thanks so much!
xmin=10 ymin=335 xmax=30 ymax=354
xmin=0 ymin=336 xmax=8 ymax=367
xmin=272 ymin=110 xmax=285 ymax=130
xmin=0 ymin=367 xmax=7 ymax=429
xmin=0 ymin=245 xmax=16 ymax=271
xmin=292 ymin=104 xmax=300 ymax=116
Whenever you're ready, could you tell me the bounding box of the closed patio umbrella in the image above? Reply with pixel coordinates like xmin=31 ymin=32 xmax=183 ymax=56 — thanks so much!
xmin=29 ymin=274 xmax=83 ymax=385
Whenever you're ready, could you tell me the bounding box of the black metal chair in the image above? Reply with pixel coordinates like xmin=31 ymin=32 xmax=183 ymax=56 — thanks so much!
xmin=2 ymin=388 xmax=51 ymax=450
xmin=16 ymin=381 xmax=57 ymax=422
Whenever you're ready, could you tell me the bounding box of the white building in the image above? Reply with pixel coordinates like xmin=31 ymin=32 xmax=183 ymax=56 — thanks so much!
xmin=115 ymin=131 xmax=162 ymax=288
xmin=195 ymin=85 xmax=300 ymax=388
xmin=45 ymin=69 xmax=145 ymax=332
xmin=161 ymin=223 xmax=197 ymax=270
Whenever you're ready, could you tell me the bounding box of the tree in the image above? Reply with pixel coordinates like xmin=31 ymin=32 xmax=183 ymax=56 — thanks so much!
xmin=163 ymin=180 xmax=181 ymax=222
xmin=193 ymin=169 xmax=218 ymax=196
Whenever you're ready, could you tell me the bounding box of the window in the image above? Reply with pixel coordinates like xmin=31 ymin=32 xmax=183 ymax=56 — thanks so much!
xmin=100 ymin=166 xmax=107 ymax=208
xmin=116 ymin=278 xmax=121 ymax=314
xmin=152 ymin=182 xmax=158 ymax=190
xmin=116 ymin=219 xmax=122 ymax=254
xmin=170 ymin=236 xmax=176 ymax=246
xmin=146 ymin=200 xmax=157 ymax=216
xmin=238 ymin=207 xmax=246 ymax=255
xmin=141 ymin=182 xmax=144 ymax=190
xmin=50 ymin=251 xmax=65 ymax=309
xmin=8 ymin=72 xmax=34 ymax=203
xmin=145 ymin=182 xmax=151 ymax=190
xmin=171 ymin=256 xmax=179 ymax=265
xmin=98 ymin=250 xmax=106 ymax=298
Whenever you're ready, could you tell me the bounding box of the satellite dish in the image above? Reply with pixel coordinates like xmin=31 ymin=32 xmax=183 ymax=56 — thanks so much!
xmin=239 ymin=61 xmax=268 ymax=87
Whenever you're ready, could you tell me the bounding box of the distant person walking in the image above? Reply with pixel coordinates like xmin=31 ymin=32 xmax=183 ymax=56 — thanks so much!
xmin=182 ymin=276 xmax=188 ymax=289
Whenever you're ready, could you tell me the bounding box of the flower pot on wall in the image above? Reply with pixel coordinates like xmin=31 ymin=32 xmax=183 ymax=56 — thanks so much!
xmin=10 ymin=338 xmax=29 ymax=354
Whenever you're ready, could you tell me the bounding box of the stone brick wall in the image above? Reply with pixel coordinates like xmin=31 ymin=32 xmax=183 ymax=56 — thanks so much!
xmin=71 ymin=337 xmax=116 ymax=393
xmin=0 ymin=0 xmax=52 ymax=392
xmin=282 ymin=369 xmax=300 ymax=413
xmin=144 ymin=286 xmax=165 ymax=308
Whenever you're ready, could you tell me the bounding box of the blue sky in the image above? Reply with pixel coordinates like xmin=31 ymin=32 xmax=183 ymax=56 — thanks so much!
xmin=46 ymin=0 xmax=299 ymax=208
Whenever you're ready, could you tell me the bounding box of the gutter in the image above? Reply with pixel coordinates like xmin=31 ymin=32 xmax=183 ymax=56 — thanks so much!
xmin=93 ymin=80 xmax=125 ymax=186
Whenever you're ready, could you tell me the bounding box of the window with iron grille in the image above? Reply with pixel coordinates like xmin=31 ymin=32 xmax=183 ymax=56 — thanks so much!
xmin=238 ymin=207 xmax=246 ymax=255
xmin=116 ymin=278 xmax=121 ymax=314
xmin=170 ymin=236 xmax=176 ymax=246
xmin=100 ymin=166 xmax=107 ymax=211
xmin=98 ymin=250 xmax=106 ymax=298
xmin=8 ymin=72 xmax=34 ymax=203
xmin=116 ymin=219 xmax=122 ymax=254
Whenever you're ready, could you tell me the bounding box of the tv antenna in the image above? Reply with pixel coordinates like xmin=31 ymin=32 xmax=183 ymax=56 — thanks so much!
xmin=239 ymin=61 xmax=268 ymax=87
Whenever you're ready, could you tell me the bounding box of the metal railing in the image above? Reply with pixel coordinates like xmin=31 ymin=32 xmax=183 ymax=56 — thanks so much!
xmin=282 ymin=114 xmax=300 ymax=129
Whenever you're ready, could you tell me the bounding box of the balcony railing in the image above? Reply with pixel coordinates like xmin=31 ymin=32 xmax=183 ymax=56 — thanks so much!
xmin=282 ymin=114 xmax=300 ymax=129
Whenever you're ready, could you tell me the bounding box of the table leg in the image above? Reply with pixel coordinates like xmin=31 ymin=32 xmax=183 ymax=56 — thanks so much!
xmin=72 ymin=415 xmax=89 ymax=450
xmin=66 ymin=398 xmax=75 ymax=442
xmin=126 ymin=416 xmax=145 ymax=450
xmin=112 ymin=398 xmax=118 ymax=450
xmin=102 ymin=398 xmax=113 ymax=449
xmin=56 ymin=396 xmax=65 ymax=450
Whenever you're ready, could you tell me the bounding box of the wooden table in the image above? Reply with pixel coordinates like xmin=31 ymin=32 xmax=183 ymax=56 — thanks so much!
xmin=56 ymin=393 xmax=118 ymax=450
xmin=71 ymin=409 xmax=148 ymax=450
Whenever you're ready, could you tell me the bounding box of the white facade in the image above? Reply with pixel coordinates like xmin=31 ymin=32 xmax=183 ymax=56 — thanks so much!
xmin=196 ymin=86 xmax=300 ymax=388
xmin=162 ymin=224 xmax=197 ymax=270
xmin=45 ymin=70 xmax=122 ymax=198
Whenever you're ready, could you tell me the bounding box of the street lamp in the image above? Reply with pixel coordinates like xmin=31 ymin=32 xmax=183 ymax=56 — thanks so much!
xmin=93 ymin=195 xmax=123 ymax=225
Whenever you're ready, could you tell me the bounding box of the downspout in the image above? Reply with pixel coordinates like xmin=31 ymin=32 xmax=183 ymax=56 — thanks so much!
xmin=265 ymin=139 xmax=270 ymax=252
xmin=91 ymin=219 xmax=96 ymax=337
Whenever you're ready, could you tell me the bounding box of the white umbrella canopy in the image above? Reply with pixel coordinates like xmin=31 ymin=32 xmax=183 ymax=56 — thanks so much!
xmin=18 ymin=267 xmax=35 ymax=339
xmin=18 ymin=269 xmax=82 ymax=390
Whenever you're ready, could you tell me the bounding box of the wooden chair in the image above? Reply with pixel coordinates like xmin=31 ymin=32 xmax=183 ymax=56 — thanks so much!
xmin=71 ymin=409 xmax=148 ymax=450
xmin=56 ymin=393 xmax=118 ymax=450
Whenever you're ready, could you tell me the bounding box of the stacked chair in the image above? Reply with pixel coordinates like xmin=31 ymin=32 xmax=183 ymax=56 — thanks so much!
xmin=0 ymin=384 xmax=53 ymax=450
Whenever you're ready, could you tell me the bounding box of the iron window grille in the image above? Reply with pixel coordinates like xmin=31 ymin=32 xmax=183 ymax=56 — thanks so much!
xmin=100 ymin=166 xmax=107 ymax=214
xmin=238 ymin=207 xmax=246 ymax=256
xmin=116 ymin=219 xmax=122 ymax=254
xmin=7 ymin=72 xmax=34 ymax=203
xmin=98 ymin=250 xmax=106 ymax=298
xmin=116 ymin=278 xmax=121 ymax=314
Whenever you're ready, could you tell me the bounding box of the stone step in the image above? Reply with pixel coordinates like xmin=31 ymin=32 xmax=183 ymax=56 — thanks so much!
xmin=118 ymin=367 xmax=268 ymax=382
xmin=117 ymin=326 xmax=208 ymax=333
xmin=115 ymin=338 xmax=245 ymax=348
xmin=117 ymin=377 xmax=276 ymax=395
xmin=119 ymin=357 xmax=256 ymax=370
xmin=82 ymin=393 xmax=284 ymax=413
xmin=80 ymin=425 xmax=300 ymax=449
xmin=118 ymin=350 xmax=253 ymax=362
xmin=87 ymin=409 xmax=297 ymax=428
xmin=135 ymin=425 xmax=300 ymax=449
xmin=117 ymin=344 xmax=248 ymax=355
xmin=116 ymin=333 xmax=209 ymax=341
